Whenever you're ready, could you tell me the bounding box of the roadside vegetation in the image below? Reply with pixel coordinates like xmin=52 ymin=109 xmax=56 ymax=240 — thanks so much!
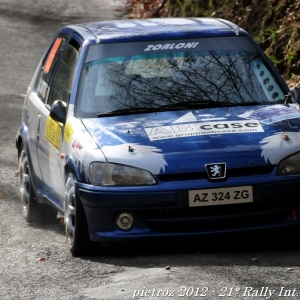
xmin=125 ymin=0 xmax=300 ymax=88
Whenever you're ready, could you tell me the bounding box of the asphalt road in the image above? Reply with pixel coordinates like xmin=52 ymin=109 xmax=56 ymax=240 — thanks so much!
xmin=0 ymin=1 xmax=300 ymax=299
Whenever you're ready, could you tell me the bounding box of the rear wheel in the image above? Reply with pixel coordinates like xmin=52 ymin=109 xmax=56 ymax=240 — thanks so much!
xmin=19 ymin=144 xmax=42 ymax=223
xmin=65 ymin=172 xmax=92 ymax=256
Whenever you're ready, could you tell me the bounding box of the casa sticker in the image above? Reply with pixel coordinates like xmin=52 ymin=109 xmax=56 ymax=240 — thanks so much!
xmin=64 ymin=123 xmax=74 ymax=143
xmin=45 ymin=116 xmax=62 ymax=150
xmin=249 ymin=105 xmax=300 ymax=124
xmin=260 ymin=113 xmax=300 ymax=124
xmin=145 ymin=120 xmax=264 ymax=141
xmin=71 ymin=139 xmax=84 ymax=160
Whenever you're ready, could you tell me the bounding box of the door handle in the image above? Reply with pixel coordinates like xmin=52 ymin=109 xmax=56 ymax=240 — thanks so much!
xmin=36 ymin=113 xmax=41 ymax=139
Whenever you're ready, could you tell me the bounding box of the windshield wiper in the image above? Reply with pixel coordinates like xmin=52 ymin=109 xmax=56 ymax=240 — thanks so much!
xmin=161 ymin=100 xmax=232 ymax=109
xmin=97 ymin=99 xmax=274 ymax=117
xmin=97 ymin=108 xmax=154 ymax=117
xmin=97 ymin=105 xmax=200 ymax=117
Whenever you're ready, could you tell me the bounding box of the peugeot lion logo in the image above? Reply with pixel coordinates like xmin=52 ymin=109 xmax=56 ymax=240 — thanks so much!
xmin=205 ymin=163 xmax=226 ymax=179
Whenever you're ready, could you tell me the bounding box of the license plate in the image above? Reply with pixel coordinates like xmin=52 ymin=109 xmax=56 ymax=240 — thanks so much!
xmin=189 ymin=186 xmax=253 ymax=207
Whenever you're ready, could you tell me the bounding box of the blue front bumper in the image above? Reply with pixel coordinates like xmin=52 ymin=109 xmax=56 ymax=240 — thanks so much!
xmin=77 ymin=174 xmax=300 ymax=243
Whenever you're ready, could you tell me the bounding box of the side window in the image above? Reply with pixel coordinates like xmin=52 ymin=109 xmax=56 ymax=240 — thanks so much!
xmin=35 ymin=36 xmax=68 ymax=101
xmin=47 ymin=39 xmax=80 ymax=106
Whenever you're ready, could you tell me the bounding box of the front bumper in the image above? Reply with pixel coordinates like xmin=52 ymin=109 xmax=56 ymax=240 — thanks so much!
xmin=77 ymin=176 xmax=300 ymax=243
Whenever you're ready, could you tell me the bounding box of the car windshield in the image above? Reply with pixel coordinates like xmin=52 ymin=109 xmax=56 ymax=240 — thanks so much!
xmin=76 ymin=37 xmax=285 ymax=118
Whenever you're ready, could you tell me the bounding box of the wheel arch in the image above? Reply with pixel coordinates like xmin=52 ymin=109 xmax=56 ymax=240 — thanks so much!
xmin=64 ymin=154 xmax=83 ymax=183
xmin=16 ymin=124 xmax=29 ymax=157
xmin=16 ymin=135 xmax=23 ymax=157
xmin=17 ymin=126 xmax=45 ymax=204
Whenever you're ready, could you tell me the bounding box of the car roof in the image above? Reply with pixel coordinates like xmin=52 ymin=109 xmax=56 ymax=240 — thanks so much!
xmin=66 ymin=18 xmax=246 ymax=43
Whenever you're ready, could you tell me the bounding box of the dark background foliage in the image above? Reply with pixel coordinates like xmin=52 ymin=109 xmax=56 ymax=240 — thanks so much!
xmin=125 ymin=0 xmax=300 ymax=87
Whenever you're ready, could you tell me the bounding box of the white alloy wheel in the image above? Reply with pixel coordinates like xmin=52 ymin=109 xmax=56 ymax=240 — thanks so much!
xmin=18 ymin=145 xmax=41 ymax=223
xmin=64 ymin=172 xmax=92 ymax=256
xmin=65 ymin=173 xmax=76 ymax=248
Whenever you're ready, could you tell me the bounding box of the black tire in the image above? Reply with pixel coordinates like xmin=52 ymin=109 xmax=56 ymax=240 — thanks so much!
xmin=19 ymin=143 xmax=43 ymax=223
xmin=65 ymin=172 xmax=93 ymax=256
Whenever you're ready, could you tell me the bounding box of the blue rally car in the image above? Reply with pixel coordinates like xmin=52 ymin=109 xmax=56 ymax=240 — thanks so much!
xmin=17 ymin=18 xmax=300 ymax=256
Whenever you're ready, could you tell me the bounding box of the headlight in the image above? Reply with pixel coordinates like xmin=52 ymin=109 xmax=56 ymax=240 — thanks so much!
xmin=89 ymin=162 xmax=156 ymax=186
xmin=277 ymin=152 xmax=300 ymax=175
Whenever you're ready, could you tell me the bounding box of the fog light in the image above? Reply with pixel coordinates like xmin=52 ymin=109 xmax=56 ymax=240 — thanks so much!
xmin=116 ymin=213 xmax=134 ymax=231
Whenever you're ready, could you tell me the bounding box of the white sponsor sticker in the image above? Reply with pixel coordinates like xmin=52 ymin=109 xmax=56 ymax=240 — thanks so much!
xmin=172 ymin=112 xmax=198 ymax=124
xmin=144 ymin=42 xmax=199 ymax=52
xmin=38 ymin=79 xmax=48 ymax=99
xmin=145 ymin=120 xmax=264 ymax=141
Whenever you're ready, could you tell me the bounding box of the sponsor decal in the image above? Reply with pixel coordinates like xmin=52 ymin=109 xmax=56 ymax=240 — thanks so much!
xmin=45 ymin=116 xmax=62 ymax=150
xmin=64 ymin=123 xmax=74 ymax=143
xmin=145 ymin=120 xmax=264 ymax=141
xmin=38 ymin=79 xmax=48 ymax=99
xmin=260 ymin=113 xmax=300 ymax=124
xmin=144 ymin=42 xmax=199 ymax=52
xmin=249 ymin=105 xmax=300 ymax=124
xmin=72 ymin=139 xmax=83 ymax=159
xmin=172 ymin=112 xmax=198 ymax=124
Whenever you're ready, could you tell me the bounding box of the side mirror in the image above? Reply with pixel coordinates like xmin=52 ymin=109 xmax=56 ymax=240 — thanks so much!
xmin=50 ymin=100 xmax=67 ymax=124
xmin=290 ymin=87 xmax=300 ymax=104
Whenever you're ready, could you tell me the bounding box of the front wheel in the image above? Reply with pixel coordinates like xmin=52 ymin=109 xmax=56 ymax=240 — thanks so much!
xmin=65 ymin=172 xmax=93 ymax=256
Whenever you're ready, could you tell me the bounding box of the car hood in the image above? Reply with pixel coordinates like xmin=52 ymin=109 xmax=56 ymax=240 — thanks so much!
xmin=81 ymin=104 xmax=300 ymax=175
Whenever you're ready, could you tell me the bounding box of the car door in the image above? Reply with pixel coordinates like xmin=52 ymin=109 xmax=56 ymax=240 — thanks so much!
xmin=37 ymin=36 xmax=81 ymax=205
xmin=31 ymin=36 xmax=69 ymax=198
xmin=24 ymin=36 xmax=68 ymax=196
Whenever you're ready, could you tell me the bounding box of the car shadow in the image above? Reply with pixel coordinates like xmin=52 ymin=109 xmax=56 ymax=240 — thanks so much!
xmin=28 ymin=216 xmax=65 ymax=236
xmin=25 ymin=212 xmax=300 ymax=268
xmin=81 ymin=230 xmax=300 ymax=268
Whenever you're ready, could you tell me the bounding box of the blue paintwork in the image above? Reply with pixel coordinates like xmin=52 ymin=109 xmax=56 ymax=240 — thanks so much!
xmin=16 ymin=18 xmax=300 ymax=246
xmin=77 ymin=101 xmax=300 ymax=241
xmin=65 ymin=154 xmax=84 ymax=182
xmin=82 ymin=104 xmax=300 ymax=173
xmin=77 ymin=18 xmax=245 ymax=43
